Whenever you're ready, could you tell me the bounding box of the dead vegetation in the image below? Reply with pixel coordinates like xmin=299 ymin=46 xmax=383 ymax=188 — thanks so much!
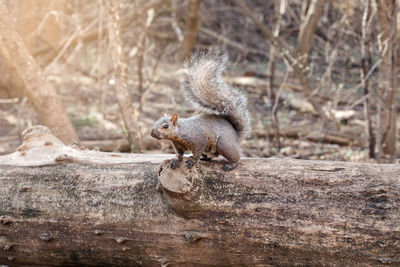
xmin=1 ymin=2 xmax=400 ymax=265
xmin=0 ymin=0 xmax=399 ymax=163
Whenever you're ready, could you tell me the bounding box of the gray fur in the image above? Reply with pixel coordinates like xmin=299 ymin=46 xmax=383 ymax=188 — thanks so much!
xmin=151 ymin=51 xmax=250 ymax=171
xmin=181 ymin=50 xmax=251 ymax=139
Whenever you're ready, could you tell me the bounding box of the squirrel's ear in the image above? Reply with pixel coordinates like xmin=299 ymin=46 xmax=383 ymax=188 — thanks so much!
xmin=171 ymin=114 xmax=179 ymax=125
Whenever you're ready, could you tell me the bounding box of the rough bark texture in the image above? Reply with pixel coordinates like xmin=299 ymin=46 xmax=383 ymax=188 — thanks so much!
xmin=0 ymin=126 xmax=400 ymax=266
xmin=375 ymin=0 xmax=397 ymax=161
xmin=0 ymin=2 xmax=79 ymax=145
xmin=180 ymin=0 xmax=202 ymax=61
xmin=361 ymin=0 xmax=375 ymax=158
xmin=296 ymin=0 xmax=327 ymax=67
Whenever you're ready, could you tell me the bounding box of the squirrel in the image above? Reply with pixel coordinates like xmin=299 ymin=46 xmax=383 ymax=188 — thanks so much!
xmin=150 ymin=51 xmax=250 ymax=171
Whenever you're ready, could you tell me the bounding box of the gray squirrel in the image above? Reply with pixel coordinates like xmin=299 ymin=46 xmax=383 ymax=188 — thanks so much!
xmin=151 ymin=51 xmax=250 ymax=171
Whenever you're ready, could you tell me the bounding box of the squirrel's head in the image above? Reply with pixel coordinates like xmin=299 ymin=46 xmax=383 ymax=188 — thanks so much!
xmin=151 ymin=114 xmax=179 ymax=141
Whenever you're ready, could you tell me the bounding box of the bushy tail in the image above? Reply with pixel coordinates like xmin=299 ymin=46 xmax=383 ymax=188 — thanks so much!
xmin=181 ymin=50 xmax=250 ymax=139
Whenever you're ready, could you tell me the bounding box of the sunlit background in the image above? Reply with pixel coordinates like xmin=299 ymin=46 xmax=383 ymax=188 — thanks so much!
xmin=0 ymin=0 xmax=398 ymax=163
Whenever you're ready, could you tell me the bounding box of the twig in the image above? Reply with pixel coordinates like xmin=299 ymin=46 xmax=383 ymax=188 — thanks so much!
xmin=361 ymin=0 xmax=375 ymax=158
xmin=233 ymin=0 xmax=326 ymax=120
xmin=268 ymin=0 xmax=285 ymax=151
xmin=0 ymin=98 xmax=19 ymax=103
xmin=344 ymin=58 xmax=382 ymax=106
xmin=44 ymin=17 xmax=98 ymax=73
xmin=271 ymin=69 xmax=290 ymax=151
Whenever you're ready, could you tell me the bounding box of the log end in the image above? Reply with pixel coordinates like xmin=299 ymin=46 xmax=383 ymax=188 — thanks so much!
xmin=157 ymin=159 xmax=202 ymax=216
xmin=158 ymin=159 xmax=194 ymax=193
xmin=158 ymin=160 xmax=204 ymax=217
xmin=0 ymin=125 xmax=72 ymax=166
xmin=0 ymin=125 xmax=170 ymax=166
xmin=157 ymin=158 xmax=233 ymax=217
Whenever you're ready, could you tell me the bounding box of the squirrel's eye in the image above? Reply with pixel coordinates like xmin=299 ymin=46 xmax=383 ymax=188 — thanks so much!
xmin=162 ymin=124 xmax=169 ymax=129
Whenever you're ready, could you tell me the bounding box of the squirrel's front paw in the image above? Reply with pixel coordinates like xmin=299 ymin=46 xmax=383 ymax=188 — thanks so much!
xmin=185 ymin=158 xmax=195 ymax=168
xmin=170 ymin=159 xmax=181 ymax=169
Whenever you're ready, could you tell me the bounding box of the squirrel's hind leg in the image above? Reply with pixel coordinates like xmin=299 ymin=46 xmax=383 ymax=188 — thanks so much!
xmin=201 ymin=142 xmax=218 ymax=161
xmin=216 ymin=137 xmax=240 ymax=171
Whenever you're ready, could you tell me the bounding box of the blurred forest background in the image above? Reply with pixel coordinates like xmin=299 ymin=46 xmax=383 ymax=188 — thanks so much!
xmin=0 ymin=0 xmax=398 ymax=163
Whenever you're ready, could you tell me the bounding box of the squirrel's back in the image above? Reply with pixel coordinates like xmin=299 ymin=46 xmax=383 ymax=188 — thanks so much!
xmin=181 ymin=51 xmax=251 ymax=139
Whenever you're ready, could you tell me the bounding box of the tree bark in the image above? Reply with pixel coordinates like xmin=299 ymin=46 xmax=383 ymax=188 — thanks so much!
xmin=0 ymin=2 xmax=79 ymax=145
xmin=180 ymin=0 xmax=202 ymax=61
xmin=10 ymin=0 xmax=38 ymax=53
xmin=105 ymin=0 xmax=144 ymax=153
xmin=297 ymin=0 xmax=327 ymax=67
xmin=375 ymin=0 xmax=397 ymax=162
xmin=0 ymin=125 xmax=399 ymax=266
xmin=361 ymin=0 xmax=375 ymax=158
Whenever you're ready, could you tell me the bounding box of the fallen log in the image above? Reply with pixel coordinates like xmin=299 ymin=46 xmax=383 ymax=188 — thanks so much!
xmin=0 ymin=126 xmax=399 ymax=266
xmin=255 ymin=128 xmax=364 ymax=147
xmin=0 ymin=136 xmax=159 ymax=155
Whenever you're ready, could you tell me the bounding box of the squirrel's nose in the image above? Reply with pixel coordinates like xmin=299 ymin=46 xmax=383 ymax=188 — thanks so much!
xmin=150 ymin=129 xmax=159 ymax=139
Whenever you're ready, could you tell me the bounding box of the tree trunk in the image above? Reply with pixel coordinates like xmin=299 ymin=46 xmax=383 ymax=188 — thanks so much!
xmin=375 ymin=0 xmax=397 ymax=162
xmin=233 ymin=0 xmax=328 ymax=120
xmin=1 ymin=0 xmax=65 ymax=100
xmin=0 ymin=2 xmax=79 ymax=145
xmin=10 ymin=0 xmax=38 ymax=53
xmin=180 ymin=0 xmax=202 ymax=61
xmin=297 ymin=0 xmax=327 ymax=67
xmin=0 ymin=125 xmax=399 ymax=266
xmin=361 ymin=0 xmax=375 ymax=158
xmin=105 ymin=0 xmax=144 ymax=153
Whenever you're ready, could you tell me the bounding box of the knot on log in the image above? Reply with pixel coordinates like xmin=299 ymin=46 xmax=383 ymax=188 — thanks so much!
xmin=39 ymin=231 xmax=53 ymax=242
xmin=157 ymin=159 xmax=201 ymax=216
xmin=115 ymin=236 xmax=127 ymax=244
xmin=158 ymin=160 xmax=194 ymax=194
xmin=183 ymin=231 xmax=203 ymax=243
xmin=157 ymin=159 xmax=231 ymax=217
xmin=3 ymin=243 xmax=13 ymax=251
xmin=0 ymin=216 xmax=12 ymax=225
xmin=0 ymin=236 xmax=13 ymax=254
xmin=93 ymin=229 xmax=103 ymax=235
